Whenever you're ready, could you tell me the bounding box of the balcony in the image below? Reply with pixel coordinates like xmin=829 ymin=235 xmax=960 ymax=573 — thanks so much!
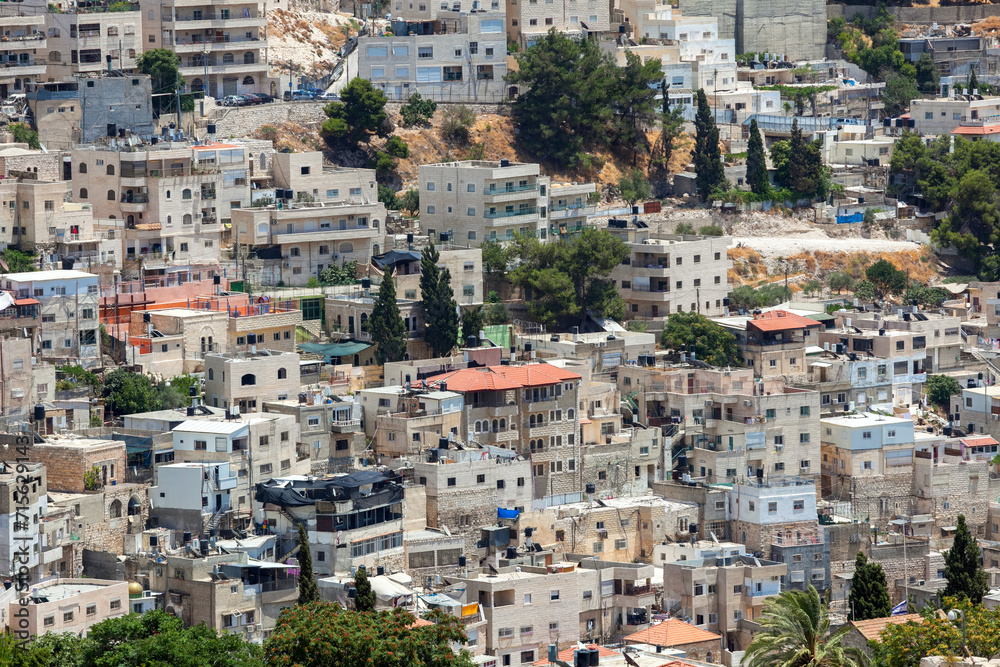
xmin=171 ymin=35 xmax=262 ymax=51
xmin=179 ymin=61 xmax=265 ymax=76
xmin=331 ymin=419 xmax=360 ymax=433
xmin=549 ymin=204 xmax=594 ymax=220
xmin=484 ymin=206 xmax=538 ymax=219
xmin=614 ymin=584 xmax=655 ymax=608
xmin=167 ymin=14 xmax=266 ymax=30
xmin=483 ymin=184 xmax=539 ymax=203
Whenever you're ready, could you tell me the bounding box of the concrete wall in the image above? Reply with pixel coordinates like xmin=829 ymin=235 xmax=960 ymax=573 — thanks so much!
xmin=828 ymin=4 xmax=1000 ymax=26
xmin=678 ymin=0 xmax=825 ymax=61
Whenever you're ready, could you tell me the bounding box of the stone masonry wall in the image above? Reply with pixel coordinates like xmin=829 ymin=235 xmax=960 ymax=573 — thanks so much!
xmin=28 ymin=443 xmax=127 ymax=493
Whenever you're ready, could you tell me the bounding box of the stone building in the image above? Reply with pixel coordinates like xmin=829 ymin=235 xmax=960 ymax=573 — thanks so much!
xmin=45 ymin=7 xmax=142 ymax=79
xmin=727 ymin=478 xmax=821 ymax=555
xmin=374 ymin=389 xmax=464 ymax=459
xmin=724 ymin=310 xmax=823 ymax=378
xmin=7 ymin=578 xmax=131 ymax=637
xmin=204 ymin=348 xmax=301 ymax=412
xmin=621 ymin=619 xmax=723 ymax=662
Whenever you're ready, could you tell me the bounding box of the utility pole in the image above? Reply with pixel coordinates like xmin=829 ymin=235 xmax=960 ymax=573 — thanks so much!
xmin=697 ymin=287 xmax=701 ymax=314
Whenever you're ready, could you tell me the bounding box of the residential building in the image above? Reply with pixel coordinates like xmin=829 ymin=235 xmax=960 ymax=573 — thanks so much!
xmin=820 ymin=412 xmax=917 ymax=500
xmin=620 ymin=619 xmax=723 ymax=662
xmin=0 ymin=462 xmax=47 ymax=585
xmin=727 ymin=477 xmax=820 ymax=554
xmin=255 ymin=470 xmax=407 ymax=574
xmin=804 ymin=349 xmax=927 ymax=416
xmin=605 ymin=221 xmax=732 ymax=319
xmin=676 ymin=0 xmax=826 ymax=61
xmin=46 ymin=6 xmax=142 ymax=79
xmin=149 ymin=461 xmax=239 ymax=533
xmin=418 ymin=160 xmax=595 ymax=245
xmin=373 ymin=246 xmax=484 ymax=306
xmin=825 ymin=308 xmax=960 ymax=374
xmin=721 ymin=310 xmax=822 ymax=376
xmin=324 ymin=292 xmax=425 ymax=359
xmin=659 ymin=540 xmax=786 ymax=650
xmin=573 ymin=556 xmax=656 ymax=642
xmin=204 ymin=348 xmax=302 ymax=412
xmin=8 ymin=579 xmax=130 ymax=637
xmin=374 ymin=388 xmax=464 ymax=459
xmin=1 ymin=269 xmax=101 ymax=367
xmin=358 ymin=11 xmax=507 ymax=103
xmin=262 ymin=397 xmax=363 ymax=474
xmin=0 ymin=1 xmax=46 ymax=99
xmin=507 ymin=0 xmax=610 ymax=48
xmin=910 ymin=95 xmax=1000 ymax=136
xmin=140 ymin=0 xmax=268 ymax=97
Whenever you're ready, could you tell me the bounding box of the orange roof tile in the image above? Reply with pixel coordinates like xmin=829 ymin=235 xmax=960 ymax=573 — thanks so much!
xmin=961 ymin=436 xmax=999 ymax=448
xmin=747 ymin=310 xmax=822 ymax=332
xmin=487 ymin=363 xmax=582 ymax=387
xmin=849 ymin=614 xmax=923 ymax=640
xmin=657 ymin=661 xmax=704 ymax=667
xmin=420 ymin=363 xmax=581 ymax=393
xmin=624 ymin=619 xmax=721 ymax=647
xmin=409 ymin=617 xmax=435 ymax=628
xmin=533 ymin=644 xmax=618 ymax=665
xmin=952 ymin=125 xmax=1000 ymax=135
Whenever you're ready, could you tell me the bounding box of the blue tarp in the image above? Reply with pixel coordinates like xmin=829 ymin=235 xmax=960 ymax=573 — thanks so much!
xmin=837 ymin=213 xmax=864 ymax=224
xmin=498 ymin=508 xmax=520 ymax=520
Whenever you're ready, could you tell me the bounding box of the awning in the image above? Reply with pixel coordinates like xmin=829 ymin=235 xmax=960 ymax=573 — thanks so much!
xmin=13 ymin=298 xmax=39 ymax=305
xmin=498 ymin=508 xmax=520 ymax=520
xmin=809 ymin=362 xmax=832 ymax=368
xmin=134 ymin=223 xmax=161 ymax=231
xmin=298 ymin=341 xmax=372 ymax=358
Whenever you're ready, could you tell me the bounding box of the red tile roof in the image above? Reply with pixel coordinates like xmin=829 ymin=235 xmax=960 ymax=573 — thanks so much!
xmin=849 ymin=614 xmax=922 ymax=640
xmin=533 ymin=645 xmax=618 ymax=665
xmin=952 ymin=125 xmax=1000 ymax=136
xmin=624 ymin=619 xmax=721 ymax=647
xmin=747 ymin=310 xmax=822 ymax=332
xmin=420 ymin=363 xmax=581 ymax=393
xmin=961 ymin=436 xmax=999 ymax=448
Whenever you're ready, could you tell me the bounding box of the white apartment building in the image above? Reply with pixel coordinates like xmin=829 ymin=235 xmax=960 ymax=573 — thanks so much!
xmin=71 ymin=141 xmax=250 ymax=275
xmin=150 ymin=460 xmax=239 ymax=532
xmin=204 ymin=348 xmax=302 ymax=412
xmin=820 ymin=412 xmax=916 ymax=497
xmin=506 ymin=0 xmax=610 ymax=48
xmin=0 ymin=462 xmax=46 ymax=585
xmin=358 ymin=10 xmax=507 ymax=102
xmin=605 ymin=221 xmax=732 ymax=319
xmin=46 ymin=7 xmax=142 ymax=79
xmin=911 ymin=95 xmax=1000 ymax=136
xmin=419 ymin=160 xmax=595 ymax=245
xmin=140 ymin=0 xmax=268 ymax=97
xmin=0 ymin=1 xmax=46 ymax=97
xmin=1 ymin=269 xmax=101 ymax=367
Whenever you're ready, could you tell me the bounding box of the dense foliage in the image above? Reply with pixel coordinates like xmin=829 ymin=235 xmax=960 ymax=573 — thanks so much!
xmin=693 ymin=90 xmax=728 ymax=201
xmin=369 ymin=273 xmax=407 ymax=365
xmin=926 ymin=374 xmax=961 ymax=408
xmin=943 ymin=514 xmax=990 ymax=603
xmin=419 ymin=242 xmax=460 ymax=357
xmin=322 ymin=78 xmax=389 ymax=145
xmin=874 ymin=599 xmax=1000 ymax=667
xmin=746 ymin=118 xmax=768 ymax=196
xmin=729 ymin=284 xmax=791 ymax=311
xmin=659 ymin=312 xmax=742 ymax=367
xmin=847 ymin=552 xmax=891 ymax=621
xmin=353 ymin=566 xmax=376 ymax=613
xmin=399 ymin=92 xmax=437 ymax=126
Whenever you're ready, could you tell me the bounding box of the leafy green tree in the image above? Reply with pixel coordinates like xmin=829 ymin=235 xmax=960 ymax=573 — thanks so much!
xmin=481 ymin=239 xmax=511 ymax=294
xmin=943 ymin=514 xmax=989 ymax=603
xmin=507 ymin=30 xmax=615 ymax=168
xmin=660 ymin=312 xmax=741 ymax=367
xmin=384 ymin=135 xmax=409 ymax=158
xmin=135 ymin=49 xmax=185 ymax=114
xmin=613 ymin=51 xmax=663 ymax=163
xmin=698 ymin=225 xmax=723 ymax=236
xmin=400 ymin=188 xmax=419 ymax=215
xmin=102 ymin=368 xmax=157 ymax=416
xmin=369 ymin=273 xmax=407 ymax=365
xmin=675 ymin=221 xmax=696 ymax=235
xmin=9 ymin=123 xmax=39 ymax=149
xmin=509 ymin=228 xmax=628 ymax=329
xmin=1 ymin=247 xmax=35 ymax=272
xmin=320 ymin=260 xmax=358 ymax=286
xmin=485 ymin=301 xmax=510 ymax=325
xmin=399 ymin=92 xmax=438 ymax=126
xmin=322 ymin=78 xmax=389 ymax=145
xmin=354 ymin=565 xmax=376 ymax=612
xmin=932 ymin=168 xmax=1000 ymax=270
xmin=419 ymin=242 xmax=460 ymax=357
xmin=378 ymin=184 xmax=401 ymax=209
xmin=828 ymin=271 xmax=854 ymax=294
xmin=728 ymin=284 xmax=790 ymax=311
xmin=770 ymin=140 xmax=792 ymax=188
xmin=618 ymin=168 xmax=651 ymax=207
xmin=649 ymin=99 xmax=686 ymax=196
xmin=904 ymin=284 xmax=948 ymax=308
xmin=848 ymin=552 xmax=891 ymax=621
xmin=786 ymin=119 xmax=828 ymax=198
xmin=264 ymin=603 xmax=475 ymax=667
xmin=882 ymin=69 xmax=921 ymax=118
xmin=746 ymin=118 xmax=769 ymax=196
xmin=441 ymin=105 xmax=475 ymax=144
xmin=926 ymin=374 xmax=961 ymax=407
xmin=853 ymin=279 xmax=876 ymax=302
xmin=865 ymin=259 xmax=907 ymax=299
xmin=744 ymin=585 xmax=868 ymax=667
xmin=969 ymin=69 xmax=980 ymax=93
xmin=694 ymin=89 xmax=728 ymax=201
xmin=461 ymin=305 xmax=484 ymax=344
xmin=915 ymin=53 xmax=940 ymax=94
xmin=874 ymin=598 xmax=1000 ymax=667
xmin=297 ymin=523 xmax=320 ymax=605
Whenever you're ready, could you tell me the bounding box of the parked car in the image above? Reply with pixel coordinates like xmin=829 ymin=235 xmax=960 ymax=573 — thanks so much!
xmin=222 ymin=95 xmax=242 ymax=107
xmin=317 ymin=92 xmax=340 ymax=101
xmin=290 ymin=90 xmax=314 ymax=101
xmin=246 ymin=93 xmax=269 ymax=104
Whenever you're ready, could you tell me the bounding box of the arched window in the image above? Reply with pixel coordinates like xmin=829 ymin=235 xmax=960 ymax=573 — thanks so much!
xmin=372 ymin=243 xmax=380 ymax=255
xmin=243 ymin=75 xmax=254 ymax=85
xmin=223 ymin=53 xmax=234 ymax=64
xmin=48 ymin=51 xmax=61 ymax=62
xmin=109 ymin=499 xmax=122 ymax=518
xmin=277 ymin=368 xmax=287 ymax=379
xmin=256 ymin=222 xmax=268 ymax=236
xmin=107 ymin=25 xmax=118 ymax=36
xmin=166 ymin=216 xmax=172 ymax=225
xmin=244 ymin=52 xmax=255 ymax=64
xmin=208 ymin=368 xmax=214 ymax=380
xmin=499 ymin=418 xmax=506 ymax=429
xmin=106 ymin=164 xmax=115 ymax=175
xmin=192 ymin=78 xmax=204 ymax=91
xmin=127 ymin=496 xmax=141 ymax=515
xmin=360 ymin=313 xmax=368 ymax=333
xmin=182 ymin=189 xmax=192 ymax=199
xmin=339 ymin=242 xmax=354 ymax=254
xmin=492 ymin=419 xmax=498 ymax=433
xmin=567 ymin=408 xmax=575 ymax=420
xmin=529 ymin=414 xmax=536 ymax=427
xmin=107 ymin=189 xmax=115 ymax=200
xmin=182 ymin=214 xmax=192 ymax=225
xmin=79 ymin=188 xmax=88 ymax=199
xmin=78 ymin=162 xmax=87 ymax=174
xmin=165 ymin=190 xmax=171 ymax=199
xmin=241 ymin=374 xmax=256 ymax=386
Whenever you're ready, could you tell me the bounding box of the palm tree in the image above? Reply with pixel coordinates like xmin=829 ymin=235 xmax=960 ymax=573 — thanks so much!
xmin=744 ymin=585 xmax=869 ymax=667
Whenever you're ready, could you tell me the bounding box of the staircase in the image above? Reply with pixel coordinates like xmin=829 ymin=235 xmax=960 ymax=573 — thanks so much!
xmin=207 ymin=504 xmax=230 ymax=531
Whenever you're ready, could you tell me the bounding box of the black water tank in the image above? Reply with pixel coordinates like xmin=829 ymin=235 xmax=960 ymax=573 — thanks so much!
xmin=525 ymin=343 xmax=532 ymax=352
xmin=406 ymin=233 xmax=414 ymax=243
xmin=723 ymin=297 xmax=730 ymax=307
xmin=183 ymin=531 xmax=192 ymax=543
xmin=61 ymin=259 xmax=74 ymax=270
xmin=632 ymin=206 xmax=640 ymax=215
xmin=525 ymin=527 xmax=533 ymax=537
xmin=143 ymin=312 xmax=151 ymax=323
xmin=458 ymin=555 xmax=467 ymax=567
xmin=439 ymin=437 xmax=449 ymax=449
xmin=107 ymin=123 xmax=117 ymax=137
xmin=186 ymin=406 xmax=195 ymax=416
xmin=361 ymin=278 xmax=371 ymax=289
xmin=200 ymin=540 xmax=209 ymax=555
xmin=377 ymin=566 xmax=384 ymax=576
xmin=506 ymin=546 xmax=517 ymax=559
xmin=467 ymin=336 xmax=477 ymax=348
xmin=348 ymin=587 xmax=356 ymax=598
xmin=500 ymin=158 xmax=510 ymax=168
xmin=575 ymin=650 xmax=588 ymax=667
xmin=589 ymin=648 xmax=600 ymax=666
xmin=33 ymin=405 xmax=44 ymax=421
xmin=585 ymin=482 xmax=596 ymax=494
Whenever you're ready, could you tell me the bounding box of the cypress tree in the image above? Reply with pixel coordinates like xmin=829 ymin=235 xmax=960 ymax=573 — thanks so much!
xmin=419 ymin=242 xmax=459 ymax=357
xmin=354 ymin=565 xmax=376 ymax=612
xmin=296 ymin=523 xmax=320 ymax=605
xmin=746 ymin=118 xmax=768 ymax=196
xmin=848 ymin=552 xmax=891 ymax=620
xmin=369 ymin=272 xmax=407 ymax=365
xmin=694 ymin=89 xmax=727 ymax=201
xmin=943 ymin=514 xmax=989 ymax=603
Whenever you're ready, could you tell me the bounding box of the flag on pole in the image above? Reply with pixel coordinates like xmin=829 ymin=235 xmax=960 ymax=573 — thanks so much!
xmin=891 ymin=600 xmax=907 ymax=615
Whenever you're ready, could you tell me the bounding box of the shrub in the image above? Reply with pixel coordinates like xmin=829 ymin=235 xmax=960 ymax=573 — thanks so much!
xmin=442 ymin=105 xmax=475 ymax=144
xmin=698 ymin=225 xmax=724 ymax=236
xmin=399 ymin=92 xmax=437 ymax=126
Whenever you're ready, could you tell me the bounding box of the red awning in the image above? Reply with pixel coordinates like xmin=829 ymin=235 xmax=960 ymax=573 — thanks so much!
xmin=14 ymin=298 xmax=39 ymax=305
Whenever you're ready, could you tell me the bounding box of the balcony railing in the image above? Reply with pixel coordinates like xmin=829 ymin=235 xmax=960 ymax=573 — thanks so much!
xmin=484 ymin=207 xmax=537 ymax=219
xmin=486 ymin=183 xmax=537 ymax=195
xmin=170 ymin=35 xmax=261 ymax=45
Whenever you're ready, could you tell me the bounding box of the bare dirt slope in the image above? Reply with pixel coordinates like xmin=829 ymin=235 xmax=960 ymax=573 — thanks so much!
xmin=267 ymin=9 xmax=359 ymax=77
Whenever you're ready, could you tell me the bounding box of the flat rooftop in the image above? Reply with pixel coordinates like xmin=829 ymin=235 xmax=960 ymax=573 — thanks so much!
xmin=37 ymin=581 xmax=118 ymax=603
xmin=3 ymin=269 xmax=97 ymax=282
xmin=821 ymin=412 xmax=913 ymax=428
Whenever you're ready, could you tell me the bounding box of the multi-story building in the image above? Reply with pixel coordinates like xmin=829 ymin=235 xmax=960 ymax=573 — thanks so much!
xmin=149 ymin=461 xmax=239 ymax=533
xmin=140 ymin=0 xmax=268 ymax=97
xmin=8 ymin=578 xmax=131 ymax=637
xmin=374 ymin=388 xmax=464 ymax=459
xmin=1 ymin=269 xmax=101 ymax=367
xmin=358 ymin=10 xmax=507 ymax=103
xmin=506 ymin=0 xmax=609 ymax=48
xmin=727 ymin=477 xmax=820 ymax=554
xmin=0 ymin=1 xmax=46 ymax=99
xmin=0 ymin=462 xmax=46 ymax=585
xmin=617 ymin=365 xmax=820 ymax=485
xmin=726 ymin=310 xmax=823 ymax=377
xmin=605 ymin=221 xmax=732 ymax=319
xmin=418 ymin=160 xmax=595 ymax=245
xmin=804 ymin=349 xmax=927 ymax=416
xmin=233 ymin=160 xmax=386 ymax=286
xmin=71 ymin=141 xmax=251 ymax=276
xmin=820 ymin=412 xmax=917 ymax=500
xmin=373 ymin=246 xmax=484 ymax=307
xmin=46 ymin=6 xmax=142 ymax=79
xmin=204 ymin=349 xmax=301 ymax=412
xmin=658 ymin=540 xmax=785 ymax=650
xmin=420 ymin=362 xmax=583 ymax=498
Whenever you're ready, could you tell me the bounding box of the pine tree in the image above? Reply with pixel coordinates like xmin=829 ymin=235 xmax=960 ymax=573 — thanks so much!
xmin=369 ymin=273 xmax=407 ymax=365
xmin=296 ymin=524 xmax=320 ymax=605
xmin=943 ymin=514 xmax=989 ymax=603
xmin=746 ymin=118 xmax=768 ymax=196
xmin=848 ymin=552 xmax=891 ymax=620
xmin=693 ymin=89 xmax=728 ymax=201
xmin=354 ymin=565 xmax=376 ymax=612
xmin=419 ymin=242 xmax=459 ymax=357
xmin=969 ymin=70 xmax=980 ymax=94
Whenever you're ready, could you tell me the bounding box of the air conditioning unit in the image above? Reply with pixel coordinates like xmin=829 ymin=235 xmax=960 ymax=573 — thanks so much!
xmin=775 ymin=445 xmax=783 ymax=452
xmin=284 ymin=262 xmax=291 ymax=267
xmin=271 ymin=219 xmax=279 ymax=225
xmin=743 ymin=400 xmax=752 ymax=407
xmin=705 ymin=400 xmax=713 ymax=407
xmin=597 ymin=529 xmax=607 ymax=539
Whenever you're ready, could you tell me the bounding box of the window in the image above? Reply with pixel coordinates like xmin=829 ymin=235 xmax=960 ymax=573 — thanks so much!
xmin=793 ymin=499 xmax=805 ymax=511
xmin=499 ymin=628 xmax=514 ymax=638
xmin=521 ymin=652 xmax=535 ymax=664
xmin=694 ymin=584 xmax=704 ymax=595
xmin=110 ymin=599 xmax=121 ymax=610
xmin=800 ymin=406 xmax=810 ymax=416
xmin=550 ymin=590 xmax=560 ymax=600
